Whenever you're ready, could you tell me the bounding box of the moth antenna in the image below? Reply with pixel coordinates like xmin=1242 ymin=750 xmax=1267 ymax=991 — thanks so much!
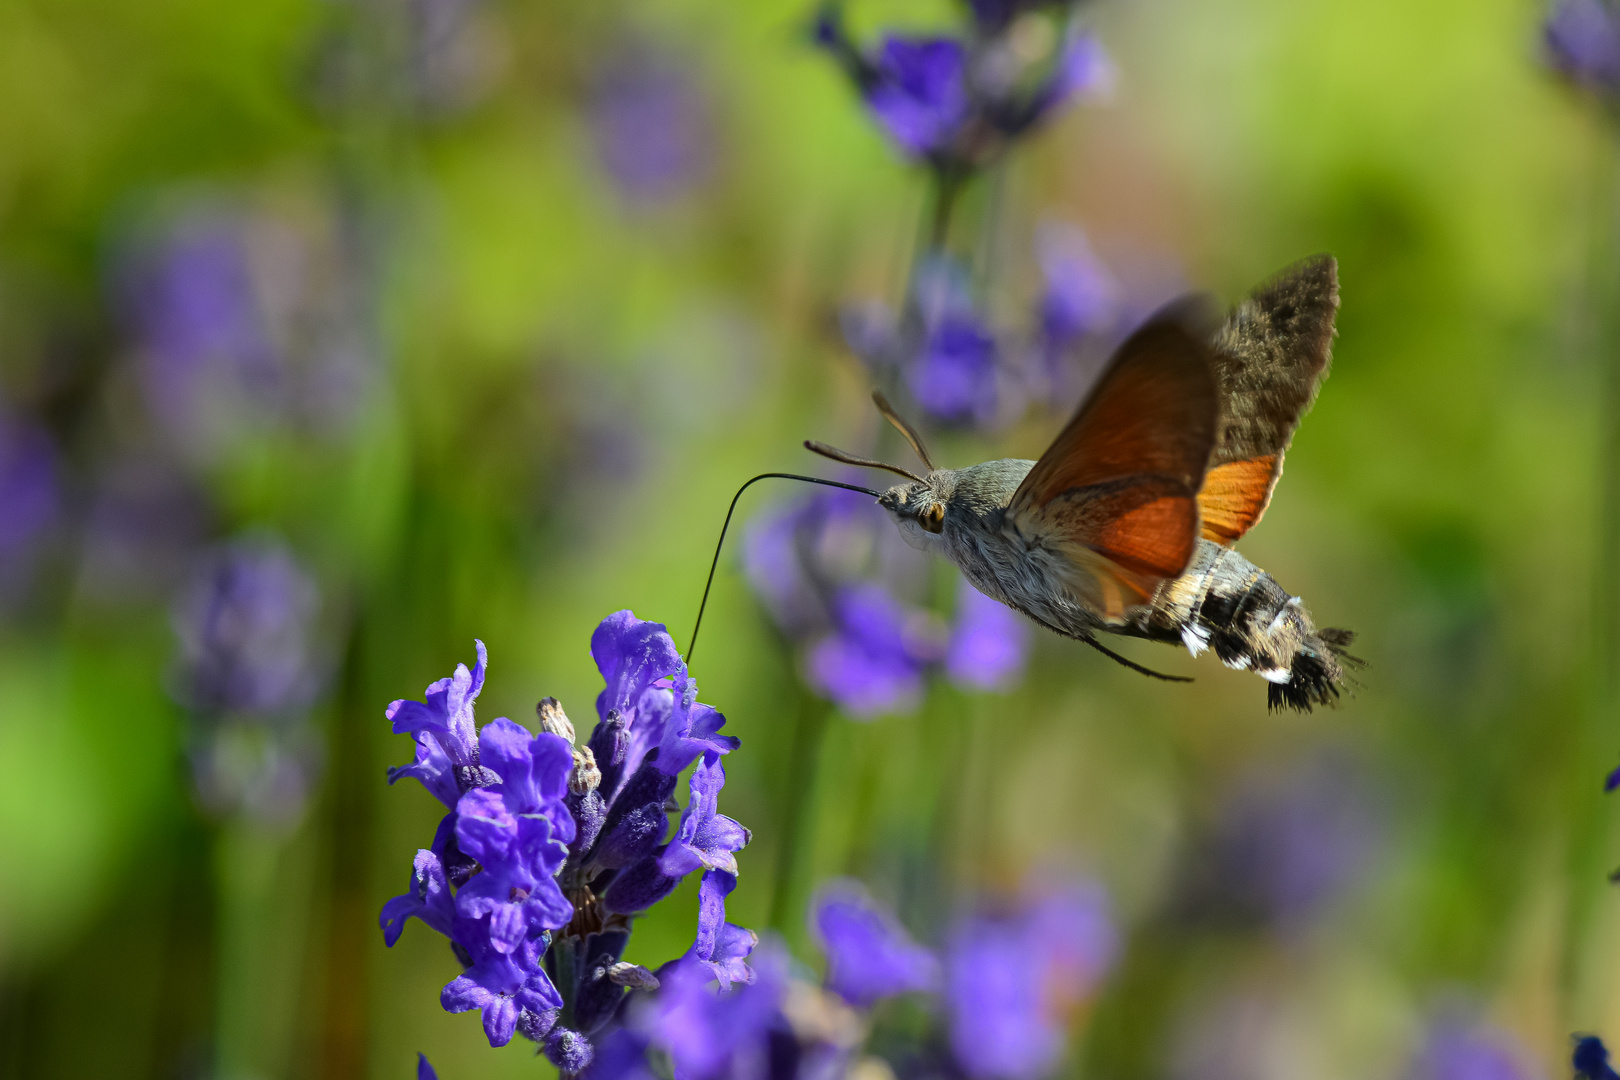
xmin=803 ymin=440 xmax=926 ymax=484
xmin=1081 ymin=635 xmax=1194 ymax=683
xmin=687 ymin=472 xmax=881 ymax=665
xmin=871 ymin=390 xmax=936 ymax=471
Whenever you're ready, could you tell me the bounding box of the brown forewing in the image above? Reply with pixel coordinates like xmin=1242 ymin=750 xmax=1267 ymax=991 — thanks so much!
xmin=1009 ymin=311 xmax=1220 ymax=596
xmin=1197 ymin=255 xmax=1339 ymax=543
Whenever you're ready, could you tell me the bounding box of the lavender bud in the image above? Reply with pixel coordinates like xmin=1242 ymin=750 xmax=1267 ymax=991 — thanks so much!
xmin=537 ymin=696 xmax=575 ymax=742
xmin=455 ymin=764 xmax=500 ymax=792
xmin=594 ymin=802 xmax=668 ymax=869
xmin=571 ymin=744 xmax=602 ymax=795
xmin=517 ymin=1007 xmax=560 ymax=1044
xmin=568 ymin=788 xmax=607 ymax=858
xmin=606 ymin=962 xmax=660 ymax=990
xmin=601 ymin=854 xmax=679 ymax=914
xmin=544 ymin=1027 xmax=595 ymax=1074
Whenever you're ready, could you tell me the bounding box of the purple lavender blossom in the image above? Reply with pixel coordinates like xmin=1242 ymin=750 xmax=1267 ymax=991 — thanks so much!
xmin=381 ymin=848 xmax=457 ymax=946
xmin=587 ymin=41 xmax=713 ymax=204
xmin=1546 ymin=0 xmax=1620 ymax=92
xmin=945 ymin=577 xmax=1030 ymax=692
xmin=387 ymin=640 xmax=494 ymax=805
xmin=171 ymin=536 xmax=321 ymax=717
xmin=812 ymin=880 xmax=940 ymax=1006
xmin=604 ymin=749 xmax=750 ymax=916
xmin=806 ymin=583 xmax=935 ymax=718
xmin=417 ymin=1053 xmax=438 ymax=1080
xmin=442 ymin=930 xmax=565 ymax=1047
xmin=1407 ymin=1021 xmax=1535 ymax=1080
xmin=1576 ymin=1035 xmax=1620 ymax=1080
xmin=1606 ymin=762 xmax=1620 ymax=793
xmin=0 ymin=413 xmax=61 ymax=582
xmin=692 ymin=870 xmax=758 ymax=991
xmin=864 ymin=38 xmax=971 ymax=158
xmin=658 ymin=753 xmax=751 ymax=878
xmin=946 ymin=881 xmax=1119 ymax=1080
xmin=452 ymin=719 xmax=576 ymax=952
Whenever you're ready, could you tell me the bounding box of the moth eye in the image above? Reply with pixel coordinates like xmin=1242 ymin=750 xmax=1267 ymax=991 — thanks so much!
xmin=921 ymin=503 xmax=945 ymax=534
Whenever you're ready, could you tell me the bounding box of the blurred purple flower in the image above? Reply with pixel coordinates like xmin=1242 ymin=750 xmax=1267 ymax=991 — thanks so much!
xmin=812 ymin=880 xmax=940 ymax=1006
xmin=641 ymin=947 xmax=788 ymax=1080
xmin=1576 ymin=1035 xmax=1620 ymax=1080
xmin=864 ymin=38 xmax=971 ymax=158
xmin=945 ymin=577 xmax=1031 ymax=692
xmin=122 ymin=212 xmax=281 ymax=459
xmin=745 ymin=484 xmax=878 ymax=639
xmin=1407 ymin=1021 xmax=1535 ymax=1080
xmin=906 ymin=255 xmax=1006 ymax=427
xmin=0 ymin=412 xmax=61 ymax=596
xmin=1546 ymin=0 xmax=1620 ymax=92
xmin=588 ymin=42 xmax=713 ymax=204
xmin=807 ymin=583 xmax=937 ymax=718
xmin=1036 ymin=223 xmax=1120 ymax=346
xmin=816 ymin=8 xmax=1110 ymax=170
xmin=170 ymin=534 xmax=321 ymax=718
xmin=946 ymin=881 xmax=1119 ymax=1080
xmin=1606 ymin=762 xmax=1620 ymax=792
xmin=118 ymin=204 xmax=373 ymax=460
xmin=417 ymin=1053 xmax=438 ymax=1080
xmin=996 ymin=33 xmax=1113 ymax=137
xmin=908 ymin=313 xmax=998 ymax=426
xmin=1211 ymin=754 xmax=1380 ymax=926
xmin=747 ymin=479 xmax=1029 ymax=711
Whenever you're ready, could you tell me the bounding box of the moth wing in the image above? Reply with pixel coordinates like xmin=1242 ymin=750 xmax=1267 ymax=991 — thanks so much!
xmin=1198 ymin=254 xmax=1339 ymax=545
xmin=1008 ymin=306 xmax=1220 ymax=618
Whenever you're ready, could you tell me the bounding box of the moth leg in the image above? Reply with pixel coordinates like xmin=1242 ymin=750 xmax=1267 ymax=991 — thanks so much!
xmin=1081 ymin=635 xmax=1194 ymax=683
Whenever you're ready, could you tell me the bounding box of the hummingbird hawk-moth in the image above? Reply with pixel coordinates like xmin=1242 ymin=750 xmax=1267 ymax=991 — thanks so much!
xmin=801 ymin=254 xmax=1358 ymax=711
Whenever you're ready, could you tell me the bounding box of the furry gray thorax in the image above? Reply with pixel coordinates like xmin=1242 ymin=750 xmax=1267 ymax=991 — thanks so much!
xmin=878 ymin=459 xmax=1353 ymax=711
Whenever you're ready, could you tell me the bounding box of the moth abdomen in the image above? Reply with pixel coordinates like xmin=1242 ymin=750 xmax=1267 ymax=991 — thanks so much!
xmin=1147 ymin=540 xmax=1357 ymax=712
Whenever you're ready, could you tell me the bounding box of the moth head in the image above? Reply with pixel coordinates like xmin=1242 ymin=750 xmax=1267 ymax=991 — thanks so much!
xmin=878 ymin=480 xmax=948 ymax=548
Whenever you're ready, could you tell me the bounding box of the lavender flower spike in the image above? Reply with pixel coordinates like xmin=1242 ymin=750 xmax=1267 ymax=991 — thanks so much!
xmin=813 ymin=880 xmax=939 ymax=1007
xmin=417 ymin=1053 xmax=438 ymax=1080
xmin=387 ymin=640 xmax=495 ymax=804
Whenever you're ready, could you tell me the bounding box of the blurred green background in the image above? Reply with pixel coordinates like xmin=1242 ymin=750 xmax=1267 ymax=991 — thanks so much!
xmin=0 ymin=0 xmax=1615 ymax=1077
